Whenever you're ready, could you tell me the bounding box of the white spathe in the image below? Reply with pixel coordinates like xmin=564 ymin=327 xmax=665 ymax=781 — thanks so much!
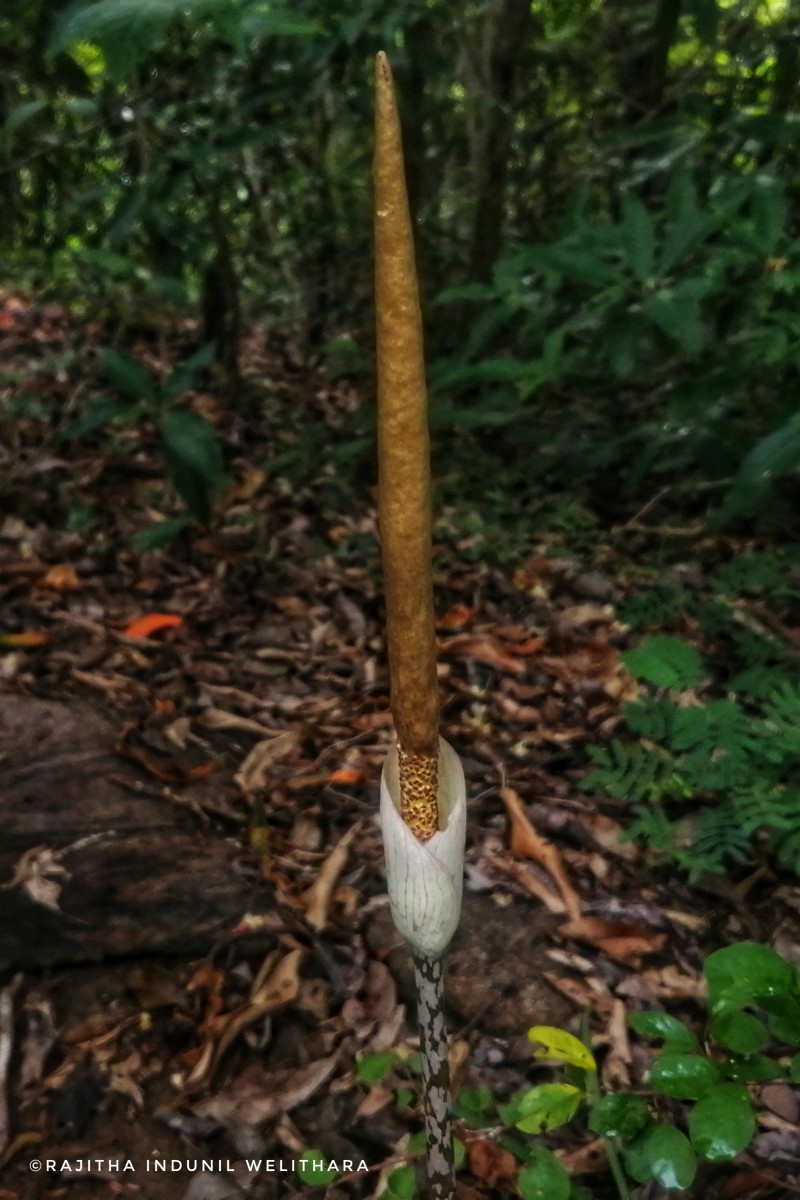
xmin=380 ymin=738 xmax=466 ymax=957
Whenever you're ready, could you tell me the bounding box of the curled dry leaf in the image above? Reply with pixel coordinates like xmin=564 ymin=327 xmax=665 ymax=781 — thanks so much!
xmin=438 ymin=633 xmax=526 ymax=675
xmin=302 ymin=823 xmax=360 ymax=931
xmin=234 ymin=732 xmax=299 ymax=797
xmin=500 ymin=788 xmax=581 ymax=920
xmin=467 ymin=1136 xmax=518 ymax=1187
xmin=557 ymin=915 xmax=666 ymax=965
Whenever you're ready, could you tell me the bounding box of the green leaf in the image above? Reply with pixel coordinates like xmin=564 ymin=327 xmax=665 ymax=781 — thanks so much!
xmin=386 ymin=1165 xmax=416 ymax=1200
xmin=627 ymin=1124 xmax=697 ymax=1190
xmin=704 ymin=943 xmax=797 ymax=1014
xmin=101 ymin=350 xmax=156 ymax=402
xmin=394 ymin=1087 xmax=415 ymax=1108
xmin=453 ymin=1087 xmax=494 ymax=1122
xmin=131 ymin=515 xmax=193 ymax=551
xmin=587 ymin=1092 xmax=649 ymax=1140
xmin=641 ymin=289 xmax=705 ymax=355
xmin=295 ymin=1150 xmax=339 ymax=1186
xmin=65 ymin=398 xmax=142 ymax=438
xmin=527 ymin=1026 xmax=596 ymax=1070
xmin=159 ymin=407 xmax=227 ymax=524
xmin=648 ymin=1053 xmax=723 ymax=1100
xmin=761 ymin=995 xmax=800 ymax=1046
xmin=620 ymin=194 xmax=655 ymax=282
xmin=688 ymin=1083 xmax=755 ymax=1161
xmin=710 ymin=1010 xmax=770 ymax=1055
xmin=356 ymin=1051 xmax=398 ymax=1084
xmin=720 ymin=414 xmax=800 ymax=523
xmin=790 ymin=1054 xmax=800 ymax=1083
xmin=722 ymin=1054 xmax=786 ymax=1082
xmin=622 ymin=636 xmax=704 ymax=690
xmin=4 ymin=99 xmax=49 ymax=133
xmin=163 ymin=343 xmax=217 ymax=399
xmin=629 ymin=1011 xmax=699 ymax=1052
xmin=514 ymin=1084 xmax=583 ymax=1133
xmin=518 ymin=1147 xmax=571 ymax=1200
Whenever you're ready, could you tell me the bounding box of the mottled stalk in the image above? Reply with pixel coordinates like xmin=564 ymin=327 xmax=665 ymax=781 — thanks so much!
xmin=413 ymin=953 xmax=454 ymax=1200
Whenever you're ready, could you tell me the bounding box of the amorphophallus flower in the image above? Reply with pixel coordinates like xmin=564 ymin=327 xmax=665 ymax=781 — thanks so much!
xmin=374 ymin=51 xmax=465 ymax=1200
xmin=380 ymin=738 xmax=466 ymax=958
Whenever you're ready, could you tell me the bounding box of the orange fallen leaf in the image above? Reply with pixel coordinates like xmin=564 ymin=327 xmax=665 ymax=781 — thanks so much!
xmin=0 ymin=631 xmax=48 ymax=648
xmin=467 ymin=1137 xmax=518 ymax=1187
xmin=41 ymin=563 xmax=80 ymax=590
xmin=124 ymin=613 xmax=183 ymax=639
xmin=436 ymin=604 xmax=473 ymax=630
xmin=329 ymin=766 xmax=365 ymax=785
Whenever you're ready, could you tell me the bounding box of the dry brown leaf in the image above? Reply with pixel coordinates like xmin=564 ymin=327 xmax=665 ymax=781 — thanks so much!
xmin=234 ymin=732 xmax=299 ymax=796
xmin=199 ymin=707 xmax=272 ymax=737
xmin=192 ymin=1055 xmax=338 ymax=1128
xmin=302 ymin=822 xmax=360 ymax=931
xmin=467 ymin=1137 xmax=518 ymax=1187
xmin=500 ymin=788 xmax=581 ymax=919
xmin=438 ymin=634 xmax=526 ymax=674
xmin=557 ymin=915 xmax=666 ymax=964
xmin=251 ymin=947 xmax=304 ymax=1008
xmin=484 ymin=854 xmax=565 ymax=913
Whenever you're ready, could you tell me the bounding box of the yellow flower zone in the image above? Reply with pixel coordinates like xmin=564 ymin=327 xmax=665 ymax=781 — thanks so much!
xmin=374 ymin=52 xmax=440 ymax=841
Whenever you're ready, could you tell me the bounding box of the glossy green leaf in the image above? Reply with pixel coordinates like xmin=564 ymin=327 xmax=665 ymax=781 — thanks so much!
xmin=386 ymin=1165 xmax=416 ymax=1200
xmin=629 ymin=1011 xmax=699 ymax=1051
xmin=587 ymin=1092 xmax=649 ymax=1139
xmin=648 ymin=1053 xmax=723 ymax=1099
xmin=356 ymin=1051 xmax=398 ymax=1084
xmin=761 ymin=995 xmax=800 ymax=1046
xmin=645 ymin=1125 xmax=698 ymax=1189
xmin=515 ymin=1084 xmax=583 ymax=1133
xmin=518 ymin=1147 xmax=571 ymax=1200
xmin=688 ymin=1083 xmax=755 ymax=1161
xmin=295 ymin=1150 xmax=339 ymax=1185
xmin=710 ymin=1010 xmax=769 ymax=1054
xmin=704 ymin=942 xmax=797 ymax=1013
xmin=722 ymin=1054 xmax=786 ymax=1082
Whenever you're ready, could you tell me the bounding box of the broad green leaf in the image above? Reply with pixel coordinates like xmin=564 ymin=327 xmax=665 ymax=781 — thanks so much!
xmin=710 ymin=1010 xmax=769 ymax=1055
xmin=527 ymin=1026 xmax=596 ymax=1070
xmin=518 ymin=1147 xmax=570 ymax=1200
xmin=356 ymin=1051 xmax=398 ymax=1084
xmin=386 ymin=1165 xmax=416 ymax=1200
xmin=159 ymin=407 xmax=227 ymax=524
xmin=163 ymin=343 xmax=217 ymax=399
xmin=629 ymin=1011 xmax=699 ymax=1052
xmin=587 ymin=1092 xmax=649 ymax=1139
xmin=514 ymin=1084 xmax=583 ymax=1133
xmin=453 ymin=1087 xmax=494 ymax=1122
xmin=761 ymin=995 xmax=800 ymax=1046
xmin=101 ymin=350 xmax=156 ymax=402
xmin=648 ymin=1053 xmax=722 ymax=1099
xmin=295 ymin=1150 xmax=339 ymax=1185
xmin=720 ymin=415 xmax=800 ymax=523
xmin=622 ymin=636 xmax=704 ymax=690
xmin=749 ymin=175 xmax=787 ymax=256
xmin=526 ymin=245 xmax=620 ymax=286
xmin=704 ymin=942 xmax=797 ymax=1013
xmin=790 ymin=1054 xmax=800 ymax=1083
xmin=641 ymin=289 xmax=705 ymax=355
xmin=688 ymin=1083 xmax=755 ymax=1161
xmin=722 ymin=1054 xmax=785 ymax=1082
xmin=132 ymin=515 xmax=192 ymax=551
xmin=65 ymin=398 xmax=142 ymax=438
xmin=631 ymin=1124 xmax=697 ymax=1190
xmin=620 ymin=194 xmax=654 ymax=281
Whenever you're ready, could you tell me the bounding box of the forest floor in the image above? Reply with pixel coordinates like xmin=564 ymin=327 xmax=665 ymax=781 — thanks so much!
xmin=0 ymin=288 xmax=799 ymax=1200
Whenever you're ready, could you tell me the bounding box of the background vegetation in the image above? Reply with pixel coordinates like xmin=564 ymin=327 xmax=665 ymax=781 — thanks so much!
xmin=3 ymin=0 xmax=800 ymax=533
